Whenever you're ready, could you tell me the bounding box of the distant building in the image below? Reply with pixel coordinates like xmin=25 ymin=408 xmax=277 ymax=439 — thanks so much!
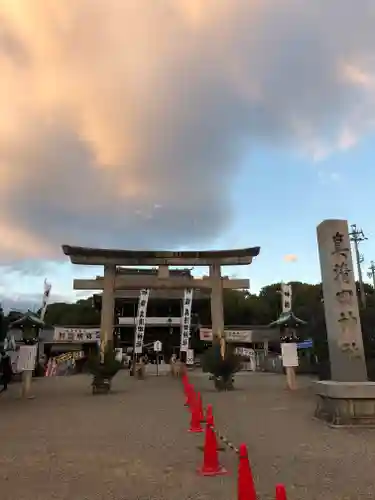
xmin=93 ymin=267 xmax=210 ymax=358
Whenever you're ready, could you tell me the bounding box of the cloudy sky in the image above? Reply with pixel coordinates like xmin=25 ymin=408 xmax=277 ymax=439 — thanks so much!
xmin=1 ymin=0 xmax=375 ymax=309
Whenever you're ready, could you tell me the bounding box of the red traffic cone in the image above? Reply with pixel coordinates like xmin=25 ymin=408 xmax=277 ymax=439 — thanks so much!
xmin=238 ymin=443 xmax=256 ymax=500
xmin=182 ymin=376 xmax=187 ymax=396
xmin=275 ymin=484 xmax=287 ymax=500
xmin=184 ymin=382 xmax=193 ymax=407
xmin=187 ymin=384 xmax=196 ymax=409
xmin=197 ymin=392 xmax=204 ymax=423
xmin=206 ymin=403 xmax=213 ymax=421
xmin=188 ymin=397 xmax=203 ymax=433
xmin=197 ymin=412 xmax=227 ymax=476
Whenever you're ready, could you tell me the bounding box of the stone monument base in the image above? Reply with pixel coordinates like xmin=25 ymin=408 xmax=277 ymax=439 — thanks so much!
xmin=315 ymin=380 xmax=375 ymax=427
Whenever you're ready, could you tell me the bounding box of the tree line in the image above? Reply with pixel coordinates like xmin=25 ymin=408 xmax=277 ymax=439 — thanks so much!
xmin=2 ymin=281 xmax=375 ymax=349
xmin=2 ymin=280 xmax=375 ymax=377
xmin=2 ymin=280 xmax=375 ymax=329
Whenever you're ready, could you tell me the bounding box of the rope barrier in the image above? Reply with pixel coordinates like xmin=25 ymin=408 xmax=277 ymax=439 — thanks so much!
xmin=181 ymin=372 xmax=288 ymax=498
xmin=208 ymin=423 xmax=239 ymax=454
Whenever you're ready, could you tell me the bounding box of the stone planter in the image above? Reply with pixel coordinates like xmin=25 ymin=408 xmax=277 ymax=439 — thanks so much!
xmin=213 ymin=376 xmax=234 ymax=391
xmin=92 ymin=377 xmax=111 ymax=395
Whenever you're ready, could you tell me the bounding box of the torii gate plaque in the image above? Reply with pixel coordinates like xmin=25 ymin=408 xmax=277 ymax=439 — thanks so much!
xmin=62 ymin=245 xmax=260 ymax=354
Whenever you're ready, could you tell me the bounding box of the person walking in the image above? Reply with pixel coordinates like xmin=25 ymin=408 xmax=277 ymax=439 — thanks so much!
xmin=0 ymin=351 xmax=13 ymax=393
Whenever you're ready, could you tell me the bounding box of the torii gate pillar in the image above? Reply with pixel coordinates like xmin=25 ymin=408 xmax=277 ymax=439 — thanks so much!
xmin=209 ymin=262 xmax=224 ymax=341
xmin=100 ymin=264 xmax=116 ymax=357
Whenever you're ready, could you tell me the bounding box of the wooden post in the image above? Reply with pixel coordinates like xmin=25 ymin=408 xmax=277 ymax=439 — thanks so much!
xmin=21 ymin=370 xmax=33 ymax=399
xmin=286 ymin=367 xmax=297 ymax=390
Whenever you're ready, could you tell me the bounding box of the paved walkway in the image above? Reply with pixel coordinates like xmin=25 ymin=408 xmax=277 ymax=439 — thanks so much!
xmin=1 ymin=372 xmax=375 ymax=500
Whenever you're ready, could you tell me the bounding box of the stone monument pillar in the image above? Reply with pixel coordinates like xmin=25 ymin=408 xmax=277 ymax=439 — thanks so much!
xmin=209 ymin=262 xmax=224 ymax=341
xmin=100 ymin=264 xmax=116 ymax=358
xmin=315 ymin=219 xmax=375 ymax=426
xmin=317 ymin=219 xmax=367 ymax=381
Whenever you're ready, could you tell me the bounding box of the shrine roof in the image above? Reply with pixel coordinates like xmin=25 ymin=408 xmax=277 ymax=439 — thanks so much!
xmin=62 ymin=245 xmax=260 ymax=266
xmin=268 ymin=311 xmax=307 ymax=328
xmin=9 ymin=311 xmax=45 ymax=328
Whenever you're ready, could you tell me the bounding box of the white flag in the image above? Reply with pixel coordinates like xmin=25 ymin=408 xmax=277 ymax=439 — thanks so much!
xmin=40 ymin=279 xmax=52 ymax=321
xmin=180 ymin=288 xmax=193 ymax=352
xmin=134 ymin=289 xmax=150 ymax=354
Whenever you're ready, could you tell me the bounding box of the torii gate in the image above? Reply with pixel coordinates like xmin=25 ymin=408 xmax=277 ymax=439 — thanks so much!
xmin=62 ymin=246 xmax=260 ymax=352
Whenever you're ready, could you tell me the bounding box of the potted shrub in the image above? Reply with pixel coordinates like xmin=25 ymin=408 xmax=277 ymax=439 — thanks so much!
xmin=202 ymin=342 xmax=241 ymax=391
xmin=88 ymin=341 xmax=122 ymax=394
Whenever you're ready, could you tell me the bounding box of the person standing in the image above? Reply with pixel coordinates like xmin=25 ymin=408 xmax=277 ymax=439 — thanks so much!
xmin=0 ymin=351 xmax=13 ymax=393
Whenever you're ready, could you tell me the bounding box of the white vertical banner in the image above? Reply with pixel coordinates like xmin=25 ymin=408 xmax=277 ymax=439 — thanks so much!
xmin=186 ymin=348 xmax=194 ymax=365
xmin=4 ymin=334 xmax=16 ymax=352
xmin=40 ymin=279 xmax=52 ymax=322
xmin=134 ymin=289 xmax=150 ymax=354
xmin=281 ymin=283 xmax=292 ymax=313
xmin=180 ymin=288 xmax=193 ymax=352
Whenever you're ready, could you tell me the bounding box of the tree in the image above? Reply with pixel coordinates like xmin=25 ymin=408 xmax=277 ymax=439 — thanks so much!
xmin=88 ymin=340 xmax=122 ymax=394
xmin=44 ymin=298 xmax=100 ymax=326
xmin=5 ymin=280 xmax=375 ymax=381
xmin=201 ymin=342 xmax=241 ymax=390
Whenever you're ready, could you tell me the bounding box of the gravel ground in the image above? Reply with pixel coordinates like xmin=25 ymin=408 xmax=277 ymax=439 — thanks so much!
xmin=1 ymin=371 xmax=375 ymax=500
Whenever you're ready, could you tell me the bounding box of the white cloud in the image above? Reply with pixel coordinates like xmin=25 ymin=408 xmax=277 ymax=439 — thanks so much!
xmin=0 ymin=0 xmax=374 ymax=266
xmin=283 ymin=254 xmax=298 ymax=263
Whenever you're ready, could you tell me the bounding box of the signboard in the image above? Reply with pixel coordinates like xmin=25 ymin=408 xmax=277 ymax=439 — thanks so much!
xmin=54 ymin=327 xmax=100 ymax=342
xmin=134 ymin=289 xmax=150 ymax=353
xmin=186 ymin=349 xmax=194 ymax=365
xmin=153 ymin=340 xmax=162 ymax=352
xmin=235 ymin=347 xmax=253 ymax=358
xmin=180 ymin=288 xmax=193 ymax=352
xmin=200 ymin=328 xmax=213 ymax=341
xmin=297 ymin=339 xmax=313 ymax=349
xmin=226 ymin=330 xmax=252 ymax=343
xmin=281 ymin=343 xmax=299 ymax=367
xmin=17 ymin=345 xmax=37 ymax=372
xmin=54 ymin=350 xmax=85 ymax=364
xmin=199 ymin=328 xmax=253 ymax=343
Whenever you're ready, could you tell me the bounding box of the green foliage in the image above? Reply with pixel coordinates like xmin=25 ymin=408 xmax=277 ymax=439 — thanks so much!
xmin=44 ymin=297 xmax=100 ymax=326
xmin=7 ymin=280 xmax=375 ymax=380
xmin=6 ymin=281 xmax=375 ymax=332
xmin=202 ymin=342 xmax=241 ymax=380
xmin=87 ymin=341 xmax=122 ymax=380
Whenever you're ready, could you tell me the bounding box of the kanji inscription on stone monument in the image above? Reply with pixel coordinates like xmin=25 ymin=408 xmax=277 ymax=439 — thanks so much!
xmin=317 ymin=219 xmax=367 ymax=382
